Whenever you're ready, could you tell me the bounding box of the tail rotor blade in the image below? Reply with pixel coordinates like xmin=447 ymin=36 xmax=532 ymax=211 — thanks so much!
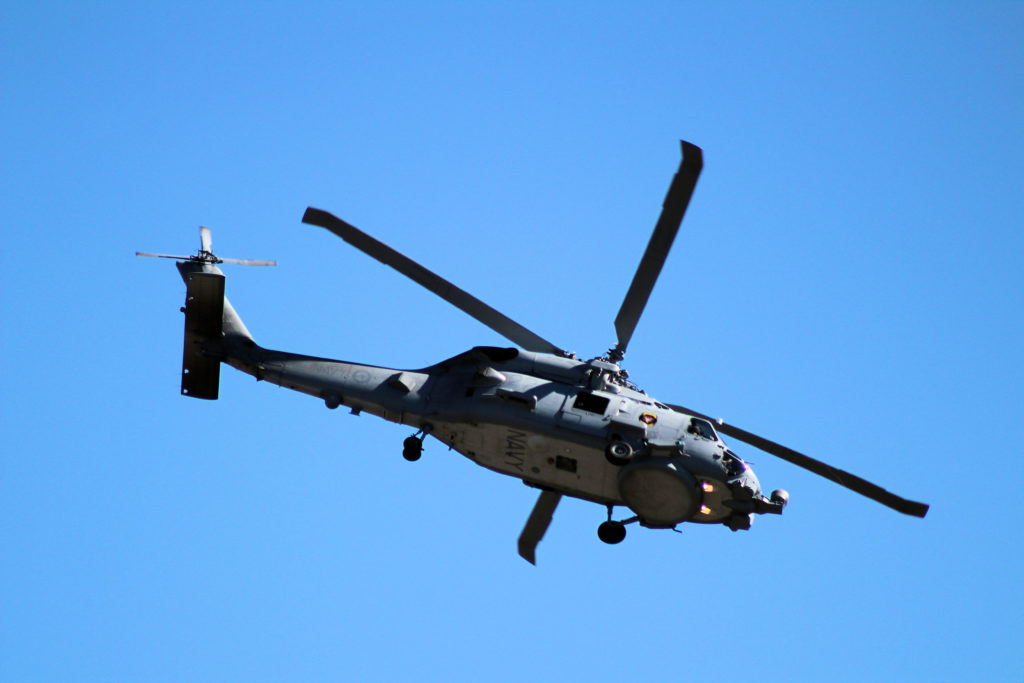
xmin=611 ymin=141 xmax=703 ymax=361
xmin=668 ymin=403 xmax=929 ymax=518
xmin=136 ymin=251 xmax=192 ymax=260
xmin=219 ymin=257 xmax=278 ymax=266
xmin=200 ymin=226 xmax=212 ymax=253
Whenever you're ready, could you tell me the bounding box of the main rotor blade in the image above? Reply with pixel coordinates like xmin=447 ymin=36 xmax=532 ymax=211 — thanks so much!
xmin=303 ymin=207 xmax=567 ymax=356
xmin=611 ymin=141 xmax=703 ymax=360
xmin=200 ymin=226 xmax=212 ymax=253
xmin=517 ymin=490 xmax=562 ymax=565
xmin=668 ymin=403 xmax=929 ymax=518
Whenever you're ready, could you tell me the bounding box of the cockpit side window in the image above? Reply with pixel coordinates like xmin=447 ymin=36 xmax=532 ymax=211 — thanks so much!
xmin=688 ymin=418 xmax=718 ymax=440
xmin=722 ymin=449 xmax=746 ymax=477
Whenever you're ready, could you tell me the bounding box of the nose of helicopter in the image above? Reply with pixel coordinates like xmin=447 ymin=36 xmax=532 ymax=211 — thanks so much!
xmin=720 ymin=460 xmax=790 ymax=529
xmin=729 ymin=457 xmax=762 ymax=497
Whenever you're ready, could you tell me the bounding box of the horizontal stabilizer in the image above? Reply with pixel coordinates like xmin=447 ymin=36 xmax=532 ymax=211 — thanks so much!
xmin=181 ymin=272 xmax=225 ymax=400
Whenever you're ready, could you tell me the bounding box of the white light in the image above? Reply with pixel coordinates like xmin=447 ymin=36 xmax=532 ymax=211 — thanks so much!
xmin=701 ymin=482 xmax=714 ymax=493
xmin=699 ymin=505 xmax=712 ymax=515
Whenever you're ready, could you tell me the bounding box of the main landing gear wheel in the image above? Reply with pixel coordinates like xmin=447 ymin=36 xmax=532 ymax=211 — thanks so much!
xmin=598 ymin=520 xmax=627 ymax=544
xmin=605 ymin=440 xmax=633 ymax=466
xmin=402 ymin=436 xmax=422 ymax=462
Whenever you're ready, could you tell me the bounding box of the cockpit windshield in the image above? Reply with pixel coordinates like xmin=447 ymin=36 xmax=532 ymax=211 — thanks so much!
xmin=688 ymin=418 xmax=718 ymax=441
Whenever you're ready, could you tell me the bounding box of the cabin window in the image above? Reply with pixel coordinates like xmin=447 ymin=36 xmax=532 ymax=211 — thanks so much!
xmin=573 ymin=391 xmax=610 ymax=415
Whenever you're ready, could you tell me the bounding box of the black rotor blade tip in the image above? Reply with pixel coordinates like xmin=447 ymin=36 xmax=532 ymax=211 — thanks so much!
xmin=302 ymin=207 xmax=330 ymax=227
xmin=680 ymin=140 xmax=704 ymax=171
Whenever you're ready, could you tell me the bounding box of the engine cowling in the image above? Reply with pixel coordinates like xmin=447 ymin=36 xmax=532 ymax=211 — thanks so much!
xmin=617 ymin=457 xmax=700 ymax=527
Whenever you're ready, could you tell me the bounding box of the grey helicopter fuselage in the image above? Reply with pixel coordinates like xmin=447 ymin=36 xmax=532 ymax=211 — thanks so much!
xmin=149 ymin=141 xmax=926 ymax=564
xmin=183 ymin=258 xmax=769 ymax=532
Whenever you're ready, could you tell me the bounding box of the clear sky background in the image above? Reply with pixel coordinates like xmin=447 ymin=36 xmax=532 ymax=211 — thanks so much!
xmin=3 ymin=3 xmax=1022 ymax=681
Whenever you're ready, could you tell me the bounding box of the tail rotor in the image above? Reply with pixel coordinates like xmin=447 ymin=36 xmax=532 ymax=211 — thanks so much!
xmin=136 ymin=226 xmax=277 ymax=267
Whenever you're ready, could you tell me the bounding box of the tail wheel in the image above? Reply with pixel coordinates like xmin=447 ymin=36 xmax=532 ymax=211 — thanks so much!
xmin=402 ymin=436 xmax=422 ymax=462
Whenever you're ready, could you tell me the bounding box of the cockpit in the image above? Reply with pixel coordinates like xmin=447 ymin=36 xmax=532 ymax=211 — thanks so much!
xmin=722 ymin=449 xmax=747 ymax=478
xmin=687 ymin=417 xmax=718 ymax=441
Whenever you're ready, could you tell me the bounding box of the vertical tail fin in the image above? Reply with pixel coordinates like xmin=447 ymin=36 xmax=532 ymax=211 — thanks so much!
xmin=180 ymin=269 xmax=225 ymax=400
xmin=176 ymin=262 xmax=256 ymax=400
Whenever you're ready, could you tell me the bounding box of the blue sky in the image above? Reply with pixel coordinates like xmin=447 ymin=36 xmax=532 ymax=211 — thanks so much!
xmin=3 ymin=3 xmax=1022 ymax=681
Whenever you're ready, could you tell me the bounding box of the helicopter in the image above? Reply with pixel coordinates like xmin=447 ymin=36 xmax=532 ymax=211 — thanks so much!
xmin=138 ymin=141 xmax=929 ymax=564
